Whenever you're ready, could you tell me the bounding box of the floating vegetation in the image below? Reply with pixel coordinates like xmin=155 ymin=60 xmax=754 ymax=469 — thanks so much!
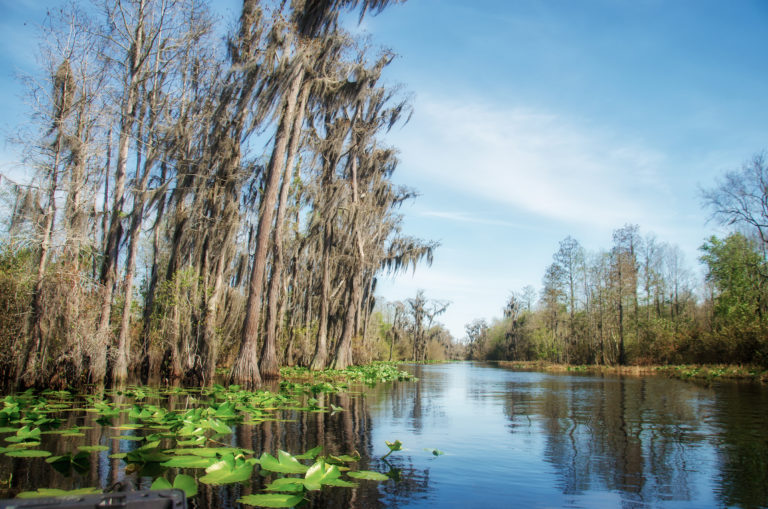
xmin=0 ymin=365 xmax=421 ymax=506
xmin=382 ymin=439 xmax=403 ymax=460
xmin=16 ymin=487 xmax=102 ymax=499
xmin=280 ymin=362 xmax=417 ymax=387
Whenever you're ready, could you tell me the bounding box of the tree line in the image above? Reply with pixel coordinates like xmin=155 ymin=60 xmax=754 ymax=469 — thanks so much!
xmin=0 ymin=0 xmax=439 ymax=390
xmin=466 ymin=154 xmax=768 ymax=367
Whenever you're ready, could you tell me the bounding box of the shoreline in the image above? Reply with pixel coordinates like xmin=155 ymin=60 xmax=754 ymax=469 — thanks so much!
xmin=495 ymin=360 xmax=768 ymax=383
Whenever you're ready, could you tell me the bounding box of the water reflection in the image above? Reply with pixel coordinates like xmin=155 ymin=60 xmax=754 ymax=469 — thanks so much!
xmin=369 ymin=363 xmax=768 ymax=508
xmin=1 ymin=364 xmax=766 ymax=508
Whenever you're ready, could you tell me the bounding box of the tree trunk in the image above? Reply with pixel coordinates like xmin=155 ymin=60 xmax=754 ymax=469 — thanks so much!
xmin=232 ymin=65 xmax=305 ymax=387
xmin=310 ymin=230 xmax=332 ymax=370
xmin=94 ymin=3 xmax=146 ymax=384
xmin=20 ymin=138 xmax=62 ymax=385
xmin=330 ymin=275 xmax=361 ymax=370
xmin=260 ymin=82 xmax=309 ymax=379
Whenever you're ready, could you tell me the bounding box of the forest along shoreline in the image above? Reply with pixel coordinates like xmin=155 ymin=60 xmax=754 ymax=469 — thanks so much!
xmin=496 ymin=360 xmax=768 ymax=383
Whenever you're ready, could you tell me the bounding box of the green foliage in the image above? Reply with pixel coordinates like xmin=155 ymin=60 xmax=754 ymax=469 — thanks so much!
xmin=199 ymin=453 xmax=257 ymax=485
xmin=347 ymin=470 xmax=390 ymax=480
xmin=701 ymin=234 xmax=767 ymax=323
xmin=46 ymin=451 xmax=90 ymax=475
xmin=150 ymin=473 xmax=198 ymax=498
xmin=0 ymin=246 xmax=34 ymax=384
xmin=0 ymin=372 xmax=409 ymax=502
xmin=16 ymin=487 xmax=101 ymax=499
xmin=238 ymin=493 xmax=305 ymax=508
xmin=382 ymin=439 xmax=403 ymax=459
xmin=700 ymin=234 xmax=768 ymax=364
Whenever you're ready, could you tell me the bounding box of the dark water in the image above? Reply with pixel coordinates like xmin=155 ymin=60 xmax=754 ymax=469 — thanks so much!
xmin=2 ymin=362 xmax=768 ymax=508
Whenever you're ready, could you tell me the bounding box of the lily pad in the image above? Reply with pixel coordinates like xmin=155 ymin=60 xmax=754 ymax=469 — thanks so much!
xmin=111 ymin=435 xmax=144 ymax=441
xmin=151 ymin=474 xmax=197 ymax=498
xmin=199 ymin=453 xmax=256 ymax=485
xmin=46 ymin=452 xmax=90 ymax=475
xmin=294 ymin=445 xmax=322 ymax=460
xmin=161 ymin=455 xmax=215 ymax=469
xmin=303 ymin=461 xmax=351 ymax=491
xmin=5 ymin=449 xmax=51 ymax=458
xmin=237 ymin=494 xmax=304 ymax=508
xmin=78 ymin=445 xmax=109 ymax=452
xmin=347 ymin=470 xmax=389 ymax=481
xmin=259 ymin=451 xmax=308 ymax=475
xmin=16 ymin=487 xmax=101 ymax=499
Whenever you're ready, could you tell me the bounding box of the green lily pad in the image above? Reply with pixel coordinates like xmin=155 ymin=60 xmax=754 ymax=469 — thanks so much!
xmin=111 ymin=435 xmax=144 ymax=441
xmin=347 ymin=470 xmax=389 ymax=481
xmin=327 ymin=453 xmax=359 ymax=464
xmin=165 ymin=447 xmax=253 ymax=457
xmin=199 ymin=454 xmax=255 ymax=485
xmin=5 ymin=425 xmax=41 ymax=443
xmin=259 ymin=451 xmax=308 ymax=475
xmin=78 ymin=445 xmax=109 ymax=452
xmin=46 ymin=452 xmax=90 ymax=475
xmin=237 ymin=493 xmax=304 ymax=508
xmin=5 ymin=449 xmax=51 ymax=458
xmin=151 ymin=474 xmax=197 ymax=498
xmin=303 ymin=461 xmax=341 ymax=491
xmin=175 ymin=436 xmax=206 ymax=446
xmin=263 ymin=478 xmax=305 ymax=493
xmin=16 ymin=487 xmax=101 ymax=499
xmin=294 ymin=445 xmax=322 ymax=460
xmin=161 ymin=455 xmax=215 ymax=469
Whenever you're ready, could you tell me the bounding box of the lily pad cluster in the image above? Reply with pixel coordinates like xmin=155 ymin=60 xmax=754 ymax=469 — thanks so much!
xmin=0 ymin=367 xmax=414 ymax=507
xmin=280 ymin=362 xmax=416 ymax=386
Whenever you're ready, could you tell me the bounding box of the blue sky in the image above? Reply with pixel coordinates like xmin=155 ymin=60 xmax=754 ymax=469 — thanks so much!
xmin=2 ymin=1 xmax=767 ymax=339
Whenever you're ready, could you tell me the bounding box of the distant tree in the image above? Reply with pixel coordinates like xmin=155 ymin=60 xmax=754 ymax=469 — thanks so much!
xmin=703 ymin=153 xmax=768 ymax=249
xmin=701 ymin=233 xmax=766 ymax=322
xmin=518 ymin=285 xmax=537 ymax=313
xmin=503 ymin=294 xmax=533 ymax=360
xmin=465 ymin=318 xmax=489 ymax=360
xmin=552 ymin=236 xmax=584 ymax=361
xmin=611 ymin=224 xmax=640 ymax=365
xmin=540 ymin=262 xmax=565 ymax=361
xmin=406 ymin=290 xmax=449 ymax=362
xmin=700 ymin=233 xmax=768 ymax=363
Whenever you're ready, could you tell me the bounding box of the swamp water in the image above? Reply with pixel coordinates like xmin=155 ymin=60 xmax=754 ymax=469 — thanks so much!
xmin=0 ymin=362 xmax=767 ymax=508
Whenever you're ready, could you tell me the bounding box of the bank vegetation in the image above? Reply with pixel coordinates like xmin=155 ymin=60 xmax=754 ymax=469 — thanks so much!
xmin=467 ymin=155 xmax=768 ymax=370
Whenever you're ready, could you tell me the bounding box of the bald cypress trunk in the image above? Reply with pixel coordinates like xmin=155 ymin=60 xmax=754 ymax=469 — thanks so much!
xmin=310 ymin=230 xmax=332 ymax=370
xmin=94 ymin=0 xmax=147 ymax=385
xmin=232 ymin=66 xmax=305 ymax=388
xmin=260 ymin=83 xmax=309 ymax=379
xmin=330 ymin=273 xmax=361 ymax=370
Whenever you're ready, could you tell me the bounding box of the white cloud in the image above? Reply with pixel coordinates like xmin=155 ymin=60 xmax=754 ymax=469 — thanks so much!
xmin=392 ymin=95 xmax=671 ymax=230
xmin=419 ymin=209 xmax=535 ymax=230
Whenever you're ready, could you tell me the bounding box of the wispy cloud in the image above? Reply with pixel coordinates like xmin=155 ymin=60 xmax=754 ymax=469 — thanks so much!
xmin=392 ymin=95 xmax=671 ymax=230
xmin=419 ymin=209 xmax=534 ymax=229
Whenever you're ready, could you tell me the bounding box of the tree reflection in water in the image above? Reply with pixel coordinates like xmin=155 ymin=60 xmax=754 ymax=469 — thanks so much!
xmin=498 ymin=370 xmax=767 ymax=508
xmin=1 ymin=364 xmax=766 ymax=508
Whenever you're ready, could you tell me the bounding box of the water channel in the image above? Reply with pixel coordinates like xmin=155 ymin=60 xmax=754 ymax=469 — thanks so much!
xmin=1 ymin=362 xmax=767 ymax=508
